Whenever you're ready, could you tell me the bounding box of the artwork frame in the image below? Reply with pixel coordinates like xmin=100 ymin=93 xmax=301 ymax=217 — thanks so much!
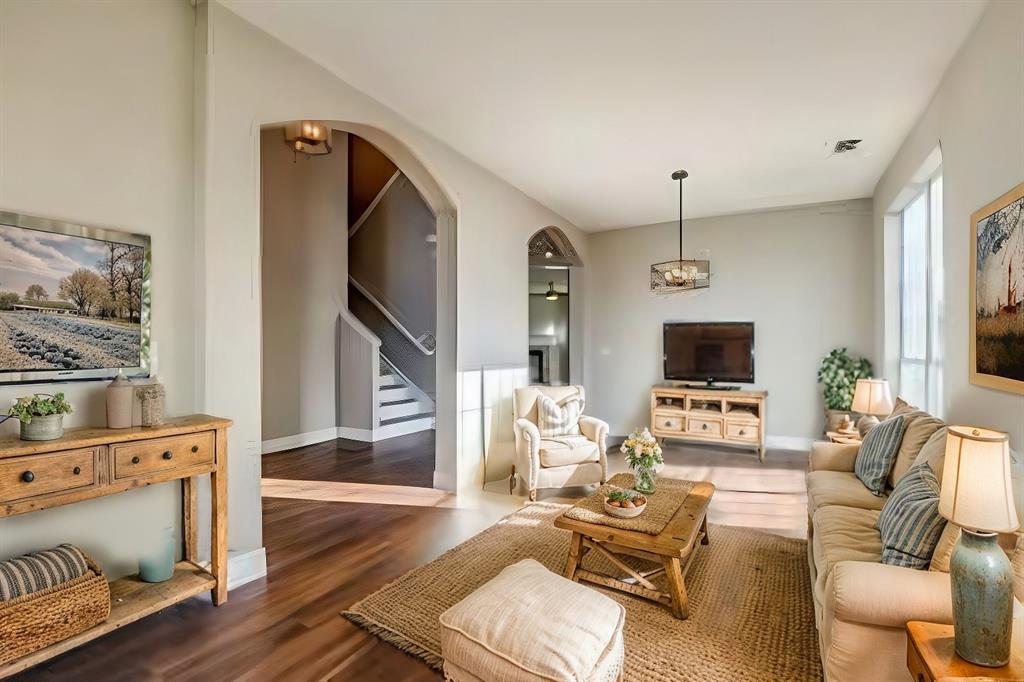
xmin=970 ymin=181 xmax=1024 ymax=395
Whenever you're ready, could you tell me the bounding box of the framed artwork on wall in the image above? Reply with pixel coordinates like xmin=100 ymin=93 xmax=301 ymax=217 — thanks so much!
xmin=970 ymin=181 xmax=1024 ymax=394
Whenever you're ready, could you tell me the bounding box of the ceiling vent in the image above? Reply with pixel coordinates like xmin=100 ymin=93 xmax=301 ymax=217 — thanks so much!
xmin=833 ymin=139 xmax=863 ymax=154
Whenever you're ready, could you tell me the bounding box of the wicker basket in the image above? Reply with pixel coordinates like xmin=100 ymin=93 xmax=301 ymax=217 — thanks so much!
xmin=0 ymin=554 xmax=111 ymax=665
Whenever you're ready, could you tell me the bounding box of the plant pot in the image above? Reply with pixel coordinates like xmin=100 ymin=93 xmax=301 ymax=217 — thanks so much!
xmin=20 ymin=414 xmax=64 ymax=441
xmin=823 ymin=409 xmax=850 ymax=434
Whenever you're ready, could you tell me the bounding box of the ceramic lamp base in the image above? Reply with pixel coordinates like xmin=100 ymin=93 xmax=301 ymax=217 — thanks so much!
xmin=950 ymin=528 xmax=1014 ymax=667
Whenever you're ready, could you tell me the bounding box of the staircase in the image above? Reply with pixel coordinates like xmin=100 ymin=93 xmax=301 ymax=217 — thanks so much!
xmin=377 ymin=355 xmax=434 ymax=436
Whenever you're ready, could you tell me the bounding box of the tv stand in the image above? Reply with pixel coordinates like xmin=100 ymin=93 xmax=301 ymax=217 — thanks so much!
xmin=687 ymin=382 xmax=740 ymax=391
xmin=650 ymin=385 xmax=767 ymax=461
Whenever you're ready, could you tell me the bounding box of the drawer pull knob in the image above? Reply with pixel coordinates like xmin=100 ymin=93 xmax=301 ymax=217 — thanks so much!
xmin=73 ymin=466 xmax=81 ymax=475
xmin=163 ymin=451 xmax=173 ymax=460
xmin=702 ymin=424 xmax=708 ymax=430
xmin=739 ymin=430 xmax=746 ymax=436
xmin=191 ymin=445 xmax=199 ymax=453
xmin=664 ymin=421 xmax=671 ymax=427
xmin=21 ymin=471 xmax=34 ymax=483
xmin=131 ymin=456 xmax=141 ymax=464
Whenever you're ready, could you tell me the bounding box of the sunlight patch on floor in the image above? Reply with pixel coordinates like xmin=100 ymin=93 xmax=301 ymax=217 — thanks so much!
xmin=261 ymin=478 xmax=467 ymax=508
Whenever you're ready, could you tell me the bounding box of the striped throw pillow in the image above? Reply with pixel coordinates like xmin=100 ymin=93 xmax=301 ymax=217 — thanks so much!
xmin=878 ymin=461 xmax=947 ymax=569
xmin=855 ymin=414 xmax=907 ymax=496
xmin=537 ymin=393 xmax=583 ymax=437
xmin=0 ymin=544 xmax=91 ymax=601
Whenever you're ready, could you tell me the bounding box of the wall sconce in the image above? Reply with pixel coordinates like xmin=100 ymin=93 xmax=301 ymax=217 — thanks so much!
xmin=283 ymin=121 xmax=333 ymax=160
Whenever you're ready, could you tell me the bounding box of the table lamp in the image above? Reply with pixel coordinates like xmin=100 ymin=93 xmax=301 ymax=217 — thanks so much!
xmin=938 ymin=426 xmax=1019 ymax=666
xmin=851 ymin=378 xmax=893 ymax=434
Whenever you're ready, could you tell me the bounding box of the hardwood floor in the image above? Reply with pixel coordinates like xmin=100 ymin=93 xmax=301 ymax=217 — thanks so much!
xmin=10 ymin=432 xmax=808 ymax=681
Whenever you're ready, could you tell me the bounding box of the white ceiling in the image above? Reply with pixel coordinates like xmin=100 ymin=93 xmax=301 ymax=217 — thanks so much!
xmin=224 ymin=0 xmax=986 ymax=231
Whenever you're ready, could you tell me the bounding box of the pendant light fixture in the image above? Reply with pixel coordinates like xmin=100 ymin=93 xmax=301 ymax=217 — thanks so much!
xmin=283 ymin=121 xmax=333 ymax=161
xmin=545 ymin=281 xmax=559 ymax=301
xmin=650 ymin=169 xmax=710 ymax=292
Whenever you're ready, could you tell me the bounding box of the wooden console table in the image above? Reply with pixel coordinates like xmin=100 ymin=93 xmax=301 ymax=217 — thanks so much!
xmin=650 ymin=385 xmax=767 ymax=461
xmin=0 ymin=414 xmax=231 ymax=678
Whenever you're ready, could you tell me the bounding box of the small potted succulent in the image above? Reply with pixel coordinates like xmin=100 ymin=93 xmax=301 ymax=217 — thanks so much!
xmin=9 ymin=392 xmax=72 ymax=441
xmin=620 ymin=427 xmax=663 ymax=494
xmin=604 ymin=488 xmax=648 ymax=519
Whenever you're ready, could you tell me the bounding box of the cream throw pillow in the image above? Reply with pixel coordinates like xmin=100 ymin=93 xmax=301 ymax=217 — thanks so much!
xmin=537 ymin=393 xmax=583 ymax=437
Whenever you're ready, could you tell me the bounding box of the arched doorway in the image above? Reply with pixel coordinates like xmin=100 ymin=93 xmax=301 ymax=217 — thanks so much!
xmin=258 ymin=120 xmax=459 ymax=493
xmin=527 ymin=227 xmax=582 ymax=386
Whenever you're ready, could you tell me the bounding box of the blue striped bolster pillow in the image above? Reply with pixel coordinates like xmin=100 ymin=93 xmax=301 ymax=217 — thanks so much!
xmin=855 ymin=414 xmax=907 ymax=496
xmin=877 ymin=461 xmax=947 ymax=569
xmin=0 ymin=544 xmax=91 ymax=601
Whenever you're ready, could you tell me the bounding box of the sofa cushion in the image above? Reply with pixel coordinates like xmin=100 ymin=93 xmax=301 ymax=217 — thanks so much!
xmin=855 ymin=415 xmax=908 ymax=496
xmin=807 ymin=470 xmax=887 ymax=513
xmin=878 ymin=461 xmax=946 ymax=569
xmin=439 ymin=558 xmax=625 ymax=682
xmin=538 ymin=436 xmax=598 ymax=468
xmin=888 ymin=411 xmax=945 ymax=487
xmin=811 ymin=505 xmax=882 ymax=604
xmin=889 ymin=396 xmax=918 ymax=418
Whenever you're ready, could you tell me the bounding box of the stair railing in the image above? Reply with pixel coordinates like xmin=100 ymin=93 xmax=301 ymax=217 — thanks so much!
xmin=348 ymin=276 xmax=435 ymax=356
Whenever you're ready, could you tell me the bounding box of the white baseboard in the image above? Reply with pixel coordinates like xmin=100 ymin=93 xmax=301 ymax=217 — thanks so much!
xmin=337 ymin=426 xmax=375 ymax=441
xmin=261 ymin=427 xmax=338 ymax=454
xmin=337 ymin=421 xmax=434 ymax=443
xmin=228 ymin=547 xmax=267 ymax=590
xmin=766 ymin=435 xmax=814 ymax=452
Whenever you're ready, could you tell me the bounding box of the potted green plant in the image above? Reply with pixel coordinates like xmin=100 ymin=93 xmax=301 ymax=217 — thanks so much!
xmin=9 ymin=392 xmax=73 ymax=441
xmin=817 ymin=349 xmax=872 ymax=432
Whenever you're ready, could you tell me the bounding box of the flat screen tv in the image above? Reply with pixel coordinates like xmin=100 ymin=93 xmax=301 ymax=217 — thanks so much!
xmin=663 ymin=322 xmax=754 ymax=386
xmin=0 ymin=211 xmax=150 ymax=384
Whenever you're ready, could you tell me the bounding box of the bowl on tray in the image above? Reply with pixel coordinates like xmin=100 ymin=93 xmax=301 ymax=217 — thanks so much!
xmin=603 ymin=490 xmax=648 ymax=518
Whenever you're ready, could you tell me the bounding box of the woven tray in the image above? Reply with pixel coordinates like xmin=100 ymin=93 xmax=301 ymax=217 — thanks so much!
xmin=0 ymin=553 xmax=111 ymax=665
xmin=562 ymin=473 xmax=695 ymax=535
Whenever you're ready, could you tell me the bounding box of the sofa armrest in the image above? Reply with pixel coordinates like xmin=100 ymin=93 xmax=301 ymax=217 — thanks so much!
xmin=809 ymin=441 xmax=860 ymax=473
xmin=826 ymin=561 xmax=953 ymax=628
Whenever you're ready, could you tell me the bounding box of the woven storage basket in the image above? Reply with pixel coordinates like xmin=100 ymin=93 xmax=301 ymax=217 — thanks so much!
xmin=0 ymin=553 xmax=111 ymax=665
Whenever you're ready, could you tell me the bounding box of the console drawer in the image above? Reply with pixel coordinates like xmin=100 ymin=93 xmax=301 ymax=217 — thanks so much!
xmin=0 ymin=448 xmax=99 ymax=504
xmin=654 ymin=413 xmax=684 ymax=432
xmin=112 ymin=431 xmax=215 ymax=481
xmin=726 ymin=421 xmax=758 ymax=441
xmin=687 ymin=418 xmax=723 ymax=437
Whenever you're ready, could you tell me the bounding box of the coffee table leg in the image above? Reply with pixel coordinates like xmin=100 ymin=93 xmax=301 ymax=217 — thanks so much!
xmin=662 ymin=556 xmax=689 ymax=619
xmin=700 ymin=515 xmax=710 ymax=545
xmin=564 ymin=532 xmax=584 ymax=580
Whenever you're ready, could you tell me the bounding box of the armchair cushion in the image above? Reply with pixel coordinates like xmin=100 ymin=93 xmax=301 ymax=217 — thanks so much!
xmin=537 ymin=393 xmax=583 ymax=437
xmin=539 ymin=436 xmax=599 ymax=468
xmin=807 ymin=470 xmax=887 ymax=514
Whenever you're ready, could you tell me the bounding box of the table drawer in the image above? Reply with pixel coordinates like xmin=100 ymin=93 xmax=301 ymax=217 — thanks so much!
xmin=653 ymin=413 xmax=684 ymax=432
xmin=0 ymin=448 xmax=99 ymax=504
xmin=725 ymin=421 xmax=758 ymax=441
xmin=113 ymin=431 xmax=215 ymax=481
xmin=687 ymin=418 xmax=723 ymax=437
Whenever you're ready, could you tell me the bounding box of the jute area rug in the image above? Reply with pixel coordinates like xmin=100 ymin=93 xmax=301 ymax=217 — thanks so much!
xmin=343 ymin=503 xmax=823 ymax=681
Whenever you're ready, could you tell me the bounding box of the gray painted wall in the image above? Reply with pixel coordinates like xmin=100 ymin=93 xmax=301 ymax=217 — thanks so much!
xmin=873 ymin=0 xmax=1024 ymax=449
xmin=585 ymin=200 xmax=875 ymax=442
xmin=260 ymin=128 xmax=349 ymax=442
xmin=0 ymin=1 xmax=197 ymax=578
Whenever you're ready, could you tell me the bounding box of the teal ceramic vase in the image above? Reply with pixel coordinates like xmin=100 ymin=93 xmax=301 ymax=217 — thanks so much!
xmin=139 ymin=526 xmax=175 ymax=583
xmin=949 ymin=528 xmax=1014 ymax=666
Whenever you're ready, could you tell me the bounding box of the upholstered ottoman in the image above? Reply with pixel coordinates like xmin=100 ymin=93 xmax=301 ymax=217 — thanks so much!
xmin=439 ymin=558 xmax=625 ymax=682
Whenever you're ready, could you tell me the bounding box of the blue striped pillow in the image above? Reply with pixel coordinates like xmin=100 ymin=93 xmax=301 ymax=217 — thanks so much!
xmin=877 ymin=460 xmax=946 ymax=569
xmin=855 ymin=415 xmax=907 ymax=496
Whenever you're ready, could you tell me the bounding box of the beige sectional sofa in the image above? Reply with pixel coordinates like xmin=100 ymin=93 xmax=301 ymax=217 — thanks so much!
xmin=806 ymin=407 xmax=1024 ymax=681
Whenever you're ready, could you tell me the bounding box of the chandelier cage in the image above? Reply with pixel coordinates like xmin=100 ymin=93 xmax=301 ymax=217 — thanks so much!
xmin=650 ymin=169 xmax=710 ymax=292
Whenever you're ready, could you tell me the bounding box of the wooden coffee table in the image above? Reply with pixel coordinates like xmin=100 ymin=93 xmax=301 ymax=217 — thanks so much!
xmin=553 ymin=480 xmax=714 ymax=619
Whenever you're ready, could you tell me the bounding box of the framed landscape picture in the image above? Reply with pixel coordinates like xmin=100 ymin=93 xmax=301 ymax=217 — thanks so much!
xmin=971 ymin=181 xmax=1024 ymax=394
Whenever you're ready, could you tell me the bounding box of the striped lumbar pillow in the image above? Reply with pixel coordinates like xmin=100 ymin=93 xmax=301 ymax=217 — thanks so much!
xmin=537 ymin=393 xmax=583 ymax=437
xmin=854 ymin=414 xmax=907 ymax=496
xmin=0 ymin=544 xmax=91 ymax=601
xmin=877 ymin=460 xmax=947 ymax=569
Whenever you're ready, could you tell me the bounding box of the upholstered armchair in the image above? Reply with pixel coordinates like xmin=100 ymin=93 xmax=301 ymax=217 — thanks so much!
xmin=511 ymin=385 xmax=609 ymax=501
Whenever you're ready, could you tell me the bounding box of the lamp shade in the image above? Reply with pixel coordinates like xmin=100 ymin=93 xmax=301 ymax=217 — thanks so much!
xmin=939 ymin=426 xmax=1019 ymax=533
xmin=851 ymin=378 xmax=893 ymax=416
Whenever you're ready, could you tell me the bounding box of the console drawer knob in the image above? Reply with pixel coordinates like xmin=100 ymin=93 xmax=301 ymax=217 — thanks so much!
xmin=131 ymin=456 xmax=141 ymax=464
xmin=73 ymin=466 xmax=81 ymax=475
xmin=21 ymin=471 xmax=34 ymax=483
xmin=702 ymin=424 xmax=708 ymax=430
xmin=191 ymin=445 xmax=199 ymax=453
xmin=162 ymin=451 xmax=173 ymax=460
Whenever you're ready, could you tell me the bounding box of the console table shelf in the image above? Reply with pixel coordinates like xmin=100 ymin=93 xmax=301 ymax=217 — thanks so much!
xmin=650 ymin=385 xmax=767 ymax=461
xmin=0 ymin=414 xmax=231 ymax=678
